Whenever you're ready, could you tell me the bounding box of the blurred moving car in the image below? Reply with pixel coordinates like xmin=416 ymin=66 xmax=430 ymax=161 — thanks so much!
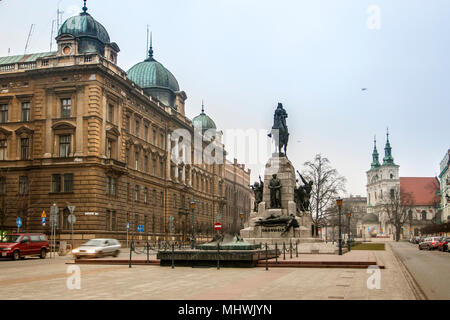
xmin=0 ymin=233 xmax=49 ymax=260
xmin=72 ymin=238 xmax=121 ymax=259
xmin=418 ymin=237 xmax=441 ymax=250
xmin=437 ymin=237 xmax=450 ymax=252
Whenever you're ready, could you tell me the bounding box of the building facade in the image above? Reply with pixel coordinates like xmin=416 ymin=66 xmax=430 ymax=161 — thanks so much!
xmin=0 ymin=5 xmax=250 ymax=246
xmin=366 ymin=133 xmax=440 ymax=239
xmin=439 ymin=149 xmax=450 ymax=223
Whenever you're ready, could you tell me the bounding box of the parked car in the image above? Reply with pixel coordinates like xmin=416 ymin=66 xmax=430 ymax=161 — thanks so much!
xmin=72 ymin=238 xmax=121 ymax=259
xmin=418 ymin=237 xmax=441 ymax=250
xmin=437 ymin=237 xmax=450 ymax=252
xmin=0 ymin=233 xmax=49 ymax=260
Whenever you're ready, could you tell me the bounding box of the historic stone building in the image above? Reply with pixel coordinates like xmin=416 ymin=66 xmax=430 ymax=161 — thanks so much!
xmin=366 ymin=133 xmax=440 ymax=239
xmin=439 ymin=149 xmax=450 ymax=223
xmin=0 ymin=4 xmax=251 ymax=246
xmin=224 ymin=158 xmax=252 ymax=233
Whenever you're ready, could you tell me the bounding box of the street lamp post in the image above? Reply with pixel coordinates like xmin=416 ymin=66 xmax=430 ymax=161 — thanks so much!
xmin=190 ymin=200 xmax=196 ymax=249
xmin=336 ymin=197 xmax=343 ymax=255
xmin=346 ymin=212 xmax=352 ymax=252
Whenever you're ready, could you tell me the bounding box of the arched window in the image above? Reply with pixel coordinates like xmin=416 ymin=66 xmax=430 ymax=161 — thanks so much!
xmin=421 ymin=210 xmax=427 ymax=220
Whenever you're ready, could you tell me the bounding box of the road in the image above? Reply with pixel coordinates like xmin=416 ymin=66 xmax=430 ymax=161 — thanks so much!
xmin=390 ymin=241 xmax=450 ymax=300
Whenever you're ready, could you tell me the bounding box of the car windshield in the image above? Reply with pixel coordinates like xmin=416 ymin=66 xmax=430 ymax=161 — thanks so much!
xmin=1 ymin=235 xmax=21 ymax=243
xmin=81 ymin=240 xmax=104 ymax=247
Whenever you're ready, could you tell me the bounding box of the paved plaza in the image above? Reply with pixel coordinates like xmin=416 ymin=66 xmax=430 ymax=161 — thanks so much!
xmin=0 ymin=243 xmax=415 ymax=300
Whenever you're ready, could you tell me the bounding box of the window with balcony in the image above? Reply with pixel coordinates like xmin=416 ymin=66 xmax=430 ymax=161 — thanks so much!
xmin=21 ymin=102 xmax=30 ymax=122
xmin=61 ymin=98 xmax=71 ymax=118
xmin=59 ymin=135 xmax=71 ymax=157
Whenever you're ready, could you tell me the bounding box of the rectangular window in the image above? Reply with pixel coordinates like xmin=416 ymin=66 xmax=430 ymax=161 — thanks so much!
xmin=19 ymin=176 xmax=28 ymax=195
xmin=108 ymin=104 xmax=114 ymax=123
xmin=160 ymin=191 xmax=164 ymax=206
xmin=61 ymin=98 xmax=71 ymax=118
xmin=152 ymin=129 xmax=156 ymax=145
xmin=152 ymin=159 xmax=156 ymax=175
xmin=0 ymin=104 xmax=8 ymax=123
xmin=21 ymin=138 xmax=30 ymax=160
xmin=21 ymin=102 xmax=30 ymax=122
xmin=135 ymin=151 xmax=139 ymax=170
xmin=144 ymin=155 xmax=148 ymax=172
xmin=135 ymin=119 xmax=140 ymax=138
xmin=0 ymin=139 xmax=7 ymax=160
xmin=64 ymin=174 xmax=73 ymax=192
xmin=134 ymin=184 xmax=139 ymax=201
xmin=107 ymin=139 xmax=113 ymax=159
xmin=111 ymin=177 xmax=116 ymax=196
xmin=59 ymin=135 xmax=71 ymax=157
xmin=125 ymin=148 xmax=129 ymax=165
xmin=106 ymin=176 xmax=111 ymax=195
xmin=160 ymin=133 xmax=164 ymax=148
xmin=144 ymin=125 xmax=148 ymax=142
xmin=144 ymin=187 xmax=148 ymax=204
xmin=106 ymin=210 xmax=111 ymax=231
xmin=111 ymin=210 xmax=116 ymax=231
xmin=0 ymin=177 xmax=6 ymax=195
xmin=125 ymin=115 xmax=130 ymax=132
xmin=52 ymin=174 xmax=61 ymax=193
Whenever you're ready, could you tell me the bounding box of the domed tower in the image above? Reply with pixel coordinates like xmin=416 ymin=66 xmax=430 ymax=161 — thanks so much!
xmin=192 ymin=102 xmax=217 ymax=137
xmin=127 ymin=35 xmax=186 ymax=111
xmin=55 ymin=1 xmax=120 ymax=63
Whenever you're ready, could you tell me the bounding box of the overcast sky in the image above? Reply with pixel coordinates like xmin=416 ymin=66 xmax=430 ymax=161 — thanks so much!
xmin=0 ymin=0 xmax=449 ymax=197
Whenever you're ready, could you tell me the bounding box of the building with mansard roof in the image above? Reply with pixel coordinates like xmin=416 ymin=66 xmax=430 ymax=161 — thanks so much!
xmin=0 ymin=3 xmax=252 ymax=247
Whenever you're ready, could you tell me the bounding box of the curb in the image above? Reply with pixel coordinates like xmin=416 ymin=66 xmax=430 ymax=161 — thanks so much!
xmin=388 ymin=242 xmax=428 ymax=300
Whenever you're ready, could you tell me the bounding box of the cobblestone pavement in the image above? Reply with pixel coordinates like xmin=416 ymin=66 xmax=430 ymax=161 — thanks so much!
xmin=0 ymin=243 xmax=415 ymax=300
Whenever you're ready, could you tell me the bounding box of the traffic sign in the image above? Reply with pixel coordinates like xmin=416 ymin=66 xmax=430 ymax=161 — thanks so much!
xmin=214 ymin=223 xmax=222 ymax=231
xmin=41 ymin=210 xmax=46 ymax=218
xmin=16 ymin=217 xmax=22 ymax=228
xmin=68 ymin=214 xmax=76 ymax=224
xmin=42 ymin=217 xmax=46 ymax=225
xmin=67 ymin=205 xmax=76 ymax=214
xmin=137 ymin=225 xmax=144 ymax=233
xmin=126 ymin=222 xmax=130 ymax=230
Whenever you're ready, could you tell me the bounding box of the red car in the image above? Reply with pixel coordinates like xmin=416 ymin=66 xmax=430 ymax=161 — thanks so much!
xmin=438 ymin=237 xmax=450 ymax=252
xmin=0 ymin=233 xmax=49 ymax=260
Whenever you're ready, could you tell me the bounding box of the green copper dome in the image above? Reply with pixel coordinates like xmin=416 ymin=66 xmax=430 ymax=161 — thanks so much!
xmin=127 ymin=59 xmax=180 ymax=92
xmin=193 ymin=105 xmax=217 ymax=133
xmin=58 ymin=11 xmax=110 ymax=44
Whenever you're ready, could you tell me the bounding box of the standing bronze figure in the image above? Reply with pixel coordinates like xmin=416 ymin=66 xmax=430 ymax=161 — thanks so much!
xmin=268 ymin=103 xmax=289 ymax=156
xmin=295 ymin=170 xmax=313 ymax=212
xmin=268 ymin=174 xmax=282 ymax=208
xmin=250 ymin=176 xmax=264 ymax=212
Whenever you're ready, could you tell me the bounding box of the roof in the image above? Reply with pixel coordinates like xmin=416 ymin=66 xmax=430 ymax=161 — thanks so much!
xmin=58 ymin=12 xmax=110 ymax=44
xmin=0 ymin=52 xmax=55 ymax=66
xmin=400 ymin=177 xmax=440 ymax=206
xmin=127 ymin=59 xmax=180 ymax=92
xmin=193 ymin=111 xmax=217 ymax=133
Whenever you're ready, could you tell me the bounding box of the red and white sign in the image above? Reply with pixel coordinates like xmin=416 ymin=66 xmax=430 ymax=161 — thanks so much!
xmin=214 ymin=223 xmax=222 ymax=230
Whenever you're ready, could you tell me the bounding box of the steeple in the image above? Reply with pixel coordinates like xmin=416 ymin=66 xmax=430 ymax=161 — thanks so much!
xmin=201 ymin=100 xmax=205 ymax=114
xmin=371 ymin=135 xmax=381 ymax=170
xmin=146 ymin=32 xmax=154 ymax=61
xmin=383 ymin=127 xmax=395 ymax=165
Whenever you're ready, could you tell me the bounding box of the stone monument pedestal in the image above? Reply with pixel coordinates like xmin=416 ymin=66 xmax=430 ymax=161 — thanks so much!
xmin=240 ymin=155 xmax=337 ymax=253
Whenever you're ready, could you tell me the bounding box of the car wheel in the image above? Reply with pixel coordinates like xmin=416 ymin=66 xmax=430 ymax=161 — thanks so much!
xmin=113 ymin=250 xmax=120 ymax=257
xmin=39 ymin=248 xmax=46 ymax=259
xmin=12 ymin=250 xmax=20 ymax=261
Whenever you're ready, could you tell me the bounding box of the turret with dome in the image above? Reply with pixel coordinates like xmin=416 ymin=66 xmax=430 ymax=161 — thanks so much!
xmin=192 ymin=102 xmax=217 ymax=135
xmin=127 ymin=35 xmax=182 ymax=110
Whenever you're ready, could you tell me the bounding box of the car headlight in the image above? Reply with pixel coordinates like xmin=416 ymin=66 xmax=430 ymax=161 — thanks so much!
xmin=72 ymin=249 xmax=79 ymax=253
xmin=3 ymin=248 xmax=11 ymax=251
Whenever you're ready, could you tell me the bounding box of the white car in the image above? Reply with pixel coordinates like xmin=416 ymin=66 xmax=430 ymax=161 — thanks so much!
xmin=72 ymin=238 xmax=121 ymax=259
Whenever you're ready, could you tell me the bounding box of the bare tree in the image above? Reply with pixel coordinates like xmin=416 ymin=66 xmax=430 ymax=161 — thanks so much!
xmin=302 ymin=154 xmax=346 ymax=237
xmin=380 ymin=187 xmax=414 ymax=241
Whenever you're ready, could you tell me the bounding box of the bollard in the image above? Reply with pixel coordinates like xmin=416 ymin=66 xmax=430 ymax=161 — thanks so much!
xmin=296 ymin=241 xmax=298 ymax=257
xmin=290 ymin=239 xmax=293 ymax=259
xmin=283 ymin=242 xmax=286 ymax=260
xmin=265 ymin=243 xmax=268 ymax=271
xmin=146 ymin=241 xmax=149 ymax=264
xmin=217 ymin=242 xmax=220 ymax=270
xmin=275 ymin=243 xmax=278 ymax=264
xmin=171 ymin=244 xmax=175 ymax=269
